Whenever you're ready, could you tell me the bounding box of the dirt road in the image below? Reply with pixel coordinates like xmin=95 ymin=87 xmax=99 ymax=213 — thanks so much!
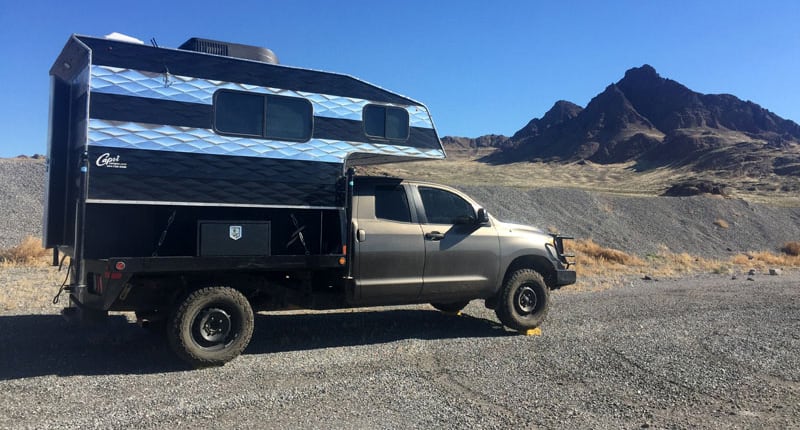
xmin=1 ymin=270 xmax=798 ymax=429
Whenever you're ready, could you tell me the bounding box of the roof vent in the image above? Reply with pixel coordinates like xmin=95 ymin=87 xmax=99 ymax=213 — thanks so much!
xmin=178 ymin=37 xmax=279 ymax=64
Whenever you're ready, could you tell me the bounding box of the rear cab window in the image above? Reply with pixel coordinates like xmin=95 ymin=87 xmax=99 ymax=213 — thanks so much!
xmin=374 ymin=185 xmax=412 ymax=223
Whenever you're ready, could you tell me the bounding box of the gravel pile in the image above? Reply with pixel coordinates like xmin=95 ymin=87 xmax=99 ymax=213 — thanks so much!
xmin=0 ymin=159 xmax=45 ymax=250
xmin=462 ymin=186 xmax=800 ymax=258
xmin=2 ymin=158 xmax=799 ymax=258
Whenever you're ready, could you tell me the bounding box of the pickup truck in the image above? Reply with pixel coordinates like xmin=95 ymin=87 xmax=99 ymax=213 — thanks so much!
xmin=45 ymin=34 xmax=575 ymax=367
xmin=350 ymin=176 xmax=575 ymax=318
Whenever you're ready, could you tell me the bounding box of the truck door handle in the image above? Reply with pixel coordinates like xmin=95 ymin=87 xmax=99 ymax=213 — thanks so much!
xmin=425 ymin=231 xmax=445 ymax=241
xmin=357 ymin=229 xmax=366 ymax=242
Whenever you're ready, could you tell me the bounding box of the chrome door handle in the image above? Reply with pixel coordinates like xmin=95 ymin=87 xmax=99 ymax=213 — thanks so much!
xmin=425 ymin=231 xmax=445 ymax=241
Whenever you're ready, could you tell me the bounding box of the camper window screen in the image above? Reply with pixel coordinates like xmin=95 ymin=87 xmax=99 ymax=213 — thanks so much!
xmin=215 ymin=91 xmax=264 ymax=137
xmin=214 ymin=90 xmax=312 ymax=141
xmin=265 ymin=95 xmax=312 ymax=141
xmin=363 ymin=105 xmax=409 ymax=140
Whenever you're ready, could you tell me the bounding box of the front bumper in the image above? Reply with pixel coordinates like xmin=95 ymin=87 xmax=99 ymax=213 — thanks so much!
xmin=554 ymin=268 xmax=577 ymax=288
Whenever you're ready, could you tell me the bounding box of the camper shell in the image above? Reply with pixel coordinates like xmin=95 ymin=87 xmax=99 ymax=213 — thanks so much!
xmin=45 ymin=34 xmax=445 ymax=311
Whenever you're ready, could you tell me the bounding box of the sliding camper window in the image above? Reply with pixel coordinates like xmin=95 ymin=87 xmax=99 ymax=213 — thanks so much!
xmin=214 ymin=90 xmax=312 ymax=141
xmin=363 ymin=104 xmax=409 ymax=141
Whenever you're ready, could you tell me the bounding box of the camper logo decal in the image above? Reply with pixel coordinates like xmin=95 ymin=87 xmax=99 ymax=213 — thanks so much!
xmin=229 ymin=226 xmax=243 ymax=241
xmin=95 ymin=153 xmax=128 ymax=169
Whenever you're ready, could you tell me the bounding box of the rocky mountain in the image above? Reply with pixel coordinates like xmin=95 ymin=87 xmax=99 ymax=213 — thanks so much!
xmin=478 ymin=65 xmax=800 ymax=176
xmin=509 ymin=100 xmax=583 ymax=141
xmin=440 ymin=134 xmax=509 ymax=150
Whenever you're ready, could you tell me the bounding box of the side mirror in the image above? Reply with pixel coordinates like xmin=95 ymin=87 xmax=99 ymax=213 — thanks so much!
xmin=476 ymin=208 xmax=490 ymax=224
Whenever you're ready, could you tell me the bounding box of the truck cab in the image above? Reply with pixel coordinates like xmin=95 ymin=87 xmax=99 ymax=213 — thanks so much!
xmin=351 ymin=176 xmax=575 ymax=307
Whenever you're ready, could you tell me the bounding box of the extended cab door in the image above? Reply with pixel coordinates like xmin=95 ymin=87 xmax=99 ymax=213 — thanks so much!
xmin=412 ymin=185 xmax=500 ymax=300
xmin=352 ymin=180 xmax=425 ymax=303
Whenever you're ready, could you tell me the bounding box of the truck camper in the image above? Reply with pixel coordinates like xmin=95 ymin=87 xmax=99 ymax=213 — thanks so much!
xmin=45 ymin=34 xmax=575 ymax=366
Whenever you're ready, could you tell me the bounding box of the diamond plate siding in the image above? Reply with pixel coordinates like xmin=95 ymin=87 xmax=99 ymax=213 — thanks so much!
xmin=88 ymin=119 xmax=445 ymax=163
xmin=86 ymin=146 xmax=343 ymax=206
xmin=90 ymin=65 xmax=435 ymax=127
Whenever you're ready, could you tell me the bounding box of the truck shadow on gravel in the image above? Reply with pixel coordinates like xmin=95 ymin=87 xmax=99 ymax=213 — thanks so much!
xmin=0 ymin=314 xmax=184 ymax=380
xmin=0 ymin=309 xmax=510 ymax=380
xmin=246 ymin=309 xmax=510 ymax=355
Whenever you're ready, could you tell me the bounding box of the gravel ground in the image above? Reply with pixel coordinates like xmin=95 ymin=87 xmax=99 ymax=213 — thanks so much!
xmin=1 ymin=267 xmax=798 ymax=429
xmin=3 ymin=158 xmax=799 ymax=428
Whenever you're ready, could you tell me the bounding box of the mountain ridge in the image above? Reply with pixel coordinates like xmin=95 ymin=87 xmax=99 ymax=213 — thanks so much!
xmin=446 ymin=65 xmax=800 ymax=176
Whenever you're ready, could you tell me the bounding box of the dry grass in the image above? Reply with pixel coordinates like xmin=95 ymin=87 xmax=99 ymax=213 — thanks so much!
xmin=0 ymin=237 xmax=62 ymax=312
xmin=0 ymin=236 xmax=50 ymax=266
xmin=572 ymin=239 xmax=645 ymax=266
xmin=0 ymin=266 xmax=65 ymax=312
xmin=781 ymin=241 xmax=800 ymax=256
xmin=713 ymin=219 xmax=730 ymax=229
xmin=566 ymin=239 xmax=800 ymax=291
xmin=730 ymin=251 xmax=800 ymax=269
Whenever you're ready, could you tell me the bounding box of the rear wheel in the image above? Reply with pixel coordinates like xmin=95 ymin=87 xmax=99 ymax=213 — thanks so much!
xmin=495 ymin=269 xmax=550 ymax=331
xmin=167 ymin=287 xmax=254 ymax=368
xmin=430 ymin=301 xmax=470 ymax=313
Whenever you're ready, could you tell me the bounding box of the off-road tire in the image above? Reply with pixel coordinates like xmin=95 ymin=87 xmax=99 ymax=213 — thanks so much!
xmin=494 ymin=269 xmax=550 ymax=331
xmin=167 ymin=287 xmax=254 ymax=368
xmin=431 ymin=301 xmax=470 ymax=313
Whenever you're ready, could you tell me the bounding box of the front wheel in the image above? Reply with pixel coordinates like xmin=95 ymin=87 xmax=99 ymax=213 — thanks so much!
xmin=494 ymin=269 xmax=550 ymax=332
xmin=167 ymin=287 xmax=254 ymax=368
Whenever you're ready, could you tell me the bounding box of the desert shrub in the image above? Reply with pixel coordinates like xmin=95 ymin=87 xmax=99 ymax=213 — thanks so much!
xmin=0 ymin=236 xmax=50 ymax=265
xmin=731 ymin=251 xmax=800 ymax=268
xmin=572 ymin=239 xmax=644 ymax=266
xmin=713 ymin=219 xmax=730 ymax=229
xmin=781 ymin=241 xmax=800 ymax=256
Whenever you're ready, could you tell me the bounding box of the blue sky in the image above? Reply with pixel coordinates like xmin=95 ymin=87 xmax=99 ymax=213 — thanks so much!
xmin=1 ymin=0 xmax=798 ymax=157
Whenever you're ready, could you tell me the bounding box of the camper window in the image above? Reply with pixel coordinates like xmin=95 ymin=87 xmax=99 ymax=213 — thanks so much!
xmin=265 ymin=95 xmax=312 ymax=141
xmin=213 ymin=90 xmax=312 ymax=141
xmin=363 ymin=105 xmax=409 ymax=141
xmin=215 ymin=91 xmax=265 ymax=137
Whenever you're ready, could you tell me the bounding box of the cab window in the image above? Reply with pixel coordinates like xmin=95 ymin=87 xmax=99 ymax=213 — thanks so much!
xmin=418 ymin=186 xmax=474 ymax=224
xmin=374 ymin=186 xmax=412 ymax=223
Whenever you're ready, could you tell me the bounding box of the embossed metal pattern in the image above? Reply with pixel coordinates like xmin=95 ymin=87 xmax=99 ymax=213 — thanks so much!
xmin=88 ymin=173 xmax=341 ymax=206
xmin=86 ymin=145 xmax=344 ymax=206
xmin=90 ymin=66 xmax=435 ymax=128
xmin=88 ymin=119 xmax=445 ymax=162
